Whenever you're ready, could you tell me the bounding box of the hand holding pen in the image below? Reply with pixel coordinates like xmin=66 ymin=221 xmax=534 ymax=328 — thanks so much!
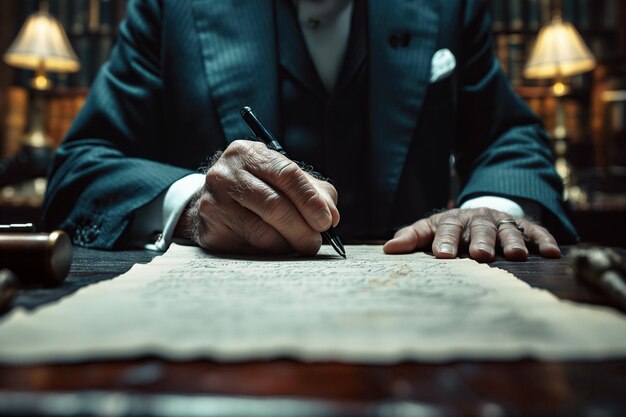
xmin=241 ymin=106 xmax=345 ymax=258
xmin=175 ymin=112 xmax=342 ymax=257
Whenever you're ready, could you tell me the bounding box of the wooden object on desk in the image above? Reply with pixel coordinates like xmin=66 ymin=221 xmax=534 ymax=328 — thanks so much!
xmin=0 ymin=247 xmax=625 ymax=416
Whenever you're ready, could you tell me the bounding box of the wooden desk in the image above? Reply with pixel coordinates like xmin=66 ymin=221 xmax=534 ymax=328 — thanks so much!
xmin=1 ymin=247 xmax=625 ymax=416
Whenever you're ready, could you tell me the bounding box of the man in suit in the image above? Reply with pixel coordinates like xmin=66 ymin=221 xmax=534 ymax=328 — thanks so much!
xmin=43 ymin=0 xmax=577 ymax=261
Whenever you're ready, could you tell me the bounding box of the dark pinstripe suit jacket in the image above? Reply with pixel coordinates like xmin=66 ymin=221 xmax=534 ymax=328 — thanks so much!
xmin=42 ymin=0 xmax=578 ymax=248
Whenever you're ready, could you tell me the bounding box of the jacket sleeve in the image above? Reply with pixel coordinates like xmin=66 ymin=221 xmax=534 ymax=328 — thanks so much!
xmin=454 ymin=0 xmax=578 ymax=243
xmin=42 ymin=0 xmax=194 ymax=249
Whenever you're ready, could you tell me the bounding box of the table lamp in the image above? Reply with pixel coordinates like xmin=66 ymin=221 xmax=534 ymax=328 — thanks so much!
xmin=0 ymin=2 xmax=79 ymax=189
xmin=3 ymin=1 xmax=80 ymax=148
xmin=524 ymin=13 xmax=596 ymax=198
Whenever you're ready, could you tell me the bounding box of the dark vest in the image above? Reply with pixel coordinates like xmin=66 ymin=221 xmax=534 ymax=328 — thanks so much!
xmin=276 ymin=0 xmax=373 ymax=239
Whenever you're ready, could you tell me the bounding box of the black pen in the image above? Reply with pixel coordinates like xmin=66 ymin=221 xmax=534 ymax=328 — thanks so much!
xmin=240 ymin=106 xmax=346 ymax=259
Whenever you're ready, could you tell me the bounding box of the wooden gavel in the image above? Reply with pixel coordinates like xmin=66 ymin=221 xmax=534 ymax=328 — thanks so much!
xmin=0 ymin=227 xmax=73 ymax=312
xmin=0 ymin=229 xmax=73 ymax=287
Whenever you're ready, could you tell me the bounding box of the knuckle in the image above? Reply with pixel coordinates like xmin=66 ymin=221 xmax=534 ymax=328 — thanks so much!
xmin=270 ymin=207 xmax=294 ymax=229
xmin=472 ymin=235 xmax=496 ymax=246
xmin=227 ymin=142 xmax=268 ymax=168
xmin=261 ymin=192 xmax=282 ymax=213
xmin=300 ymin=185 xmax=318 ymax=202
xmin=471 ymin=216 xmax=497 ymax=231
xmin=269 ymin=160 xmax=325 ymax=209
xmin=435 ymin=228 xmax=459 ymax=240
xmin=415 ymin=219 xmax=433 ymax=235
xmin=205 ymin=165 xmax=232 ymax=187
xmin=436 ymin=234 xmax=458 ymax=243
xmin=273 ymin=159 xmax=302 ymax=184
xmin=444 ymin=208 xmax=461 ymax=217
xmin=301 ymin=187 xmax=326 ymax=211
xmin=322 ymin=183 xmax=339 ymax=204
xmin=222 ymin=142 xmax=241 ymax=158
xmin=438 ymin=216 xmax=463 ymax=229
xmin=261 ymin=193 xmax=290 ymax=224
xmin=224 ymin=139 xmax=252 ymax=156
xmin=476 ymin=207 xmax=493 ymax=217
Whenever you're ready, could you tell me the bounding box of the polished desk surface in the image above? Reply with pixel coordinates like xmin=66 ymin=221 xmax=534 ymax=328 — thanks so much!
xmin=1 ymin=246 xmax=625 ymax=417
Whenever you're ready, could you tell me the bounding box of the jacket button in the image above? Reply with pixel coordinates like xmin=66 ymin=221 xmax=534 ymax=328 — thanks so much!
xmin=83 ymin=225 xmax=98 ymax=243
xmin=389 ymin=33 xmax=411 ymax=48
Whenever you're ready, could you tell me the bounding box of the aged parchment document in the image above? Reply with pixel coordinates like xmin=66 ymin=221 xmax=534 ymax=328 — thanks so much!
xmin=1 ymin=244 xmax=626 ymax=364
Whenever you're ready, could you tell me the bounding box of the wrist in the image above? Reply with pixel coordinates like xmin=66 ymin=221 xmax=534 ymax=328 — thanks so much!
xmin=174 ymin=190 xmax=202 ymax=241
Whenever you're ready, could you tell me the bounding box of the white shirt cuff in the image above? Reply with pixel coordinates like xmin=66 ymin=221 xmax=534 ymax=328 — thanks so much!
xmin=460 ymin=196 xmax=525 ymax=218
xmin=128 ymin=173 xmax=205 ymax=251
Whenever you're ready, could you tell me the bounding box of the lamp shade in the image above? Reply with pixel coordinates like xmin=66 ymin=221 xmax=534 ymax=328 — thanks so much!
xmin=524 ymin=18 xmax=595 ymax=79
xmin=3 ymin=11 xmax=80 ymax=73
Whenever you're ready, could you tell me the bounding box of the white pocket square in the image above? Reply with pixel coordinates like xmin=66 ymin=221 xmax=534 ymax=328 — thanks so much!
xmin=430 ymin=48 xmax=456 ymax=83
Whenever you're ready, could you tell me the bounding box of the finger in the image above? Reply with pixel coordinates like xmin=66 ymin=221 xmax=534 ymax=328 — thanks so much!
xmin=496 ymin=219 xmax=528 ymax=261
xmin=229 ymin=170 xmax=322 ymax=256
xmin=225 ymin=203 xmax=292 ymax=254
xmin=235 ymin=141 xmax=333 ymax=232
xmin=312 ymin=178 xmax=340 ymax=227
xmin=431 ymin=215 xmax=464 ymax=258
xmin=196 ymin=193 xmax=291 ymax=254
xmin=383 ymin=219 xmax=435 ymax=254
xmin=522 ymin=221 xmax=561 ymax=258
xmin=467 ymin=214 xmax=498 ymax=262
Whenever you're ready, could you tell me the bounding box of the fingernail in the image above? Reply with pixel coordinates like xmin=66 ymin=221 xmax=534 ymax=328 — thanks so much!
xmin=332 ymin=211 xmax=340 ymax=227
xmin=439 ymin=243 xmax=455 ymax=255
xmin=316 ymin=210 xmax=332 ymax=230
xmin=542 ymin=243 xmax=561 ymax=256
xmin=478 ymin=243 xmax=494 ymax=255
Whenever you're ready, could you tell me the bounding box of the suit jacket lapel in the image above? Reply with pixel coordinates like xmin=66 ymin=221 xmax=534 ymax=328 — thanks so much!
xmin=191 ymin=0 xmax=280 ymax=142
xmin=276 ymin=0 xmax=327 ymax=101
xmin=368 ymin=0 xmax=440 ymax=220
xmin=333 ymin=0 xmax=367 ymax=95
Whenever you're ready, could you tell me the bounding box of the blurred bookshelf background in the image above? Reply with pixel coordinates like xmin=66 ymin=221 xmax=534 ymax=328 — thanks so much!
xmin=0 ymin=0 xmax=126 ymax=218
xmin=0 ymin=0 xmax=126 ymax=154
xmin=0 ymin=0 xmax=624 ymax=245
xmin=489 ymin=0 xmax=626 ymax=245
